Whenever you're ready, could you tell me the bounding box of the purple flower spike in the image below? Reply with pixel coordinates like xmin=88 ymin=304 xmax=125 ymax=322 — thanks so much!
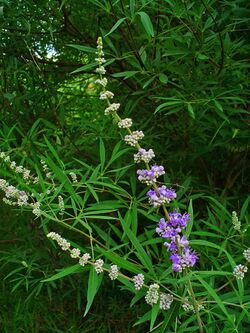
xmin=170 ymin=253 xmax=182 ymax=272
xmin=147 ymin=186 xmax=176 ymax=207
xmin=179 ymin=236 xmax=189 ymax=248
xmin=137 ymin=165 xmax=165 ymax=185
xmin=183 ymin=247 xmax=198 ymax=267
xmin=169 ymin=211 xmax=190 ymax=229
xmin=156 ymin=211 xmax=197 ymax=272
xmin=164 ymin=240 xmax=178 ymax=252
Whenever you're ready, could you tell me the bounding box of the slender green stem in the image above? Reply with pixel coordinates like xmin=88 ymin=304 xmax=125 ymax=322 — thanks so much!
xmin=187 ymin=277 xmax=204 ymax=333
xmin=41 ymin=211 xmax=106 ymax=249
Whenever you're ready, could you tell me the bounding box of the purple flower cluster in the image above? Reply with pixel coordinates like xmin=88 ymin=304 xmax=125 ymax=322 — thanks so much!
xmin=156 ymin=212 xmax=198 ymax=272
xmin=137 ymin=165 xmax=165 ymax=185
xmin=147 ymin=186 xmax=176 ymax=207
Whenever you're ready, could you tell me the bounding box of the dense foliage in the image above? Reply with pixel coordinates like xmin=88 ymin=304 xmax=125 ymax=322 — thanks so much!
xmin=0 ymin=1 xmax=249 ymax=332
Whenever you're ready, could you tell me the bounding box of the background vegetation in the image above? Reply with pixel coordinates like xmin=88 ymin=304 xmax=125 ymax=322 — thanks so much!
xmin=0 ymin=0 xmax=249 ymax=332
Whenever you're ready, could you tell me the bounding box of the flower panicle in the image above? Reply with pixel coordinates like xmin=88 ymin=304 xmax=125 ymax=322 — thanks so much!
xmin=94 ymin=37 xmax=198 ymax=273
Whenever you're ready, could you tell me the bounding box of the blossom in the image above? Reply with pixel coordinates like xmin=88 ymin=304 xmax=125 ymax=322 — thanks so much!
xmin=32 ymin=202 xmax=42 ymax=217
xmin=243 ymin=248 xmax=250 ymax=262
xmin=0 ymin=180 xmax=30 ymax=207
xmin=70 ymin=248 xmax=81 ymax=258
xmin=145 ymin=284 xmax=159 ymax=305
xmin=134 ymin=148 xmax=155 ymax=163
xmin=95 ymin=78 xmax=108 ymax=87
xmin=79 ymin=253 xmax=91 ymax=266
xmin=0 ymin=152 xmax=6 ymax=159
xmin=95 ymin=57 xmax=106 ymax=64
xmin=133 ymin=274 xmax=144 ymax=290
xmin=95 ymin=66 xmax=106 ymax=75
xmin=137 ymin=165 xmax=165 ymax=185
xmin=168 ymin=211 xmax=190 ymax=228
xmin=17 ymin=191 xmax=29 ymax=206
xmin=99 ymin=91 xmax=114 ymax=100
xmin=104 ymin=103 xmax=120 ymax=115
xmin=156 ymin=212 xmax=197 ymax=272
xmin=94 ymin=259 xmax=104 ymax=274
xmin=124 ymin=131 xmax=144 ymax=147
xmin=233 ymin=264 xmax=248 ymax=279
xmin=0 ymin=179 xmax=8 ymax=189
xmin=47 ymin=232 xmax=71 ymax=251
xmin=58 ymin=195 xmax=64 ymax=215
xmin=147 ymin=186 xmax=176 ymax=207
xmin=232 ymin=211 xmax=241 ymax=231
xmin=118 ymin=118 xmax=133 ymax=128
xmin=109 ymin=264 xmax=119 ymax=280
xmin=69 ymin=172 xmax=78 ymax=183
xmin=182 ymin=298 xmax=204 ymax=312
xmin=33 ymin=177 xmax=39 ymax=184
xmin=160 ymin=293 xmax=173 ymax=310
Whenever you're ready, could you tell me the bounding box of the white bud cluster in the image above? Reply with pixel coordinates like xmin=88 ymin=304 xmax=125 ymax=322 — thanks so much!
xmin=47 ymin=231 xmax=91 ymax=267
xmin=100 ymin=91 xmax=114 ymax=100
xmin=33 ymin=177 xmax=39 ymax=184
xmin=133 ymin=273 xmax=144 ymax=290
xmin=41 ymin=160 xmax=52 ymax=179
xmin=31 ymin=201 xmax=42 ymax=217
xmin=96 ymin=66 xmax=106 ymax=75
xmin=58 ymin=195 xmax=65 ymax=215
xmin=134 ymin=148 xmax=155 ymax=163
xmin=0 ymin=178 xmax=29 ymax=207
xmin=0 ymin=151 xmax=35 ymax=183
xmin=95 ymin=78 xmax=108 ymax=87
xmin=145 ymin=283 xmax=160 ymax=305
xmin=243 ymin=248 xmax=250 ymax=262
xmin=118 ymin=118 xmax=133 ymax=128
xmin=109 ymin=264 xmax=119 ymax=280
xmin=79 ymin=253 xmax=91 ymax=267
xmin=233 ymin=264 xmax=248 ymax=279
xmin=104 ymin=103 xmax=120 ymax=115
xmin=95 ymin=37 xmax=106 ymax=74
xmin=96 ymin=37 xmax=104 ymax=55
xmin=124 ymin=131 xmax=144 ymax=147
xmin=47 ymin=232 xmax=71 ymax=251
xmin=69 ymin=172 xmax=78 ymax=183
xmin=70 ymin=248 xmax=81 ymax=258
xmin=232 ymin=211 xmax=241 ymax=231
xmin=160 ymin=293 xmax=173 ymax=310
xmin=94 ymin=259 xmax=104 ymax=274
xmin=182 ymin=298 xmax=204 ymax=312
xmin=95 ymin=57 xmax=106 ymax=64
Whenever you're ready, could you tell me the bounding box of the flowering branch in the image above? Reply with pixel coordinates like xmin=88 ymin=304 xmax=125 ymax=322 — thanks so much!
xmin=95 ymin=36 xmax=204 ymax=332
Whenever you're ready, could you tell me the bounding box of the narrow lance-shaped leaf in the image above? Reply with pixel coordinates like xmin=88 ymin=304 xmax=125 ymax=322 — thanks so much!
xmin=84 ymin=266 xmax=103 ymax=316
xmin=104 ymin=17 xmax=126 ymax=37
xmin=138 ymin=12 xmax=154 ymax=37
